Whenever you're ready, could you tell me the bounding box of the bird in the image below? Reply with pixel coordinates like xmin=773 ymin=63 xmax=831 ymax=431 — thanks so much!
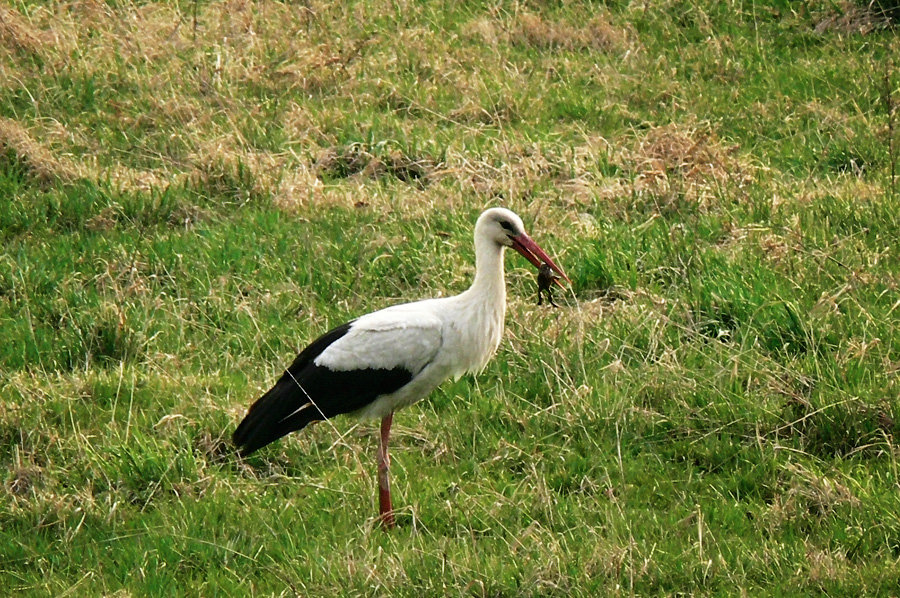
xmin=537 ymin=262 xmax=562 ymax=307
xmin=232 ymin=207 xmax=570 ymax=528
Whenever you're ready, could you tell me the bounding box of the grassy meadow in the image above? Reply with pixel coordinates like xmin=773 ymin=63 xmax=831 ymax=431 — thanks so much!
xmin=2 ymin=0 xmax=899 ymax=594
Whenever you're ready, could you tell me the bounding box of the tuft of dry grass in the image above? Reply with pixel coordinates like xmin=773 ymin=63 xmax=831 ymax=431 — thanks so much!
xmin=0 ymin=4 xmax=47 ymax=57
xmin=512 ymin=11 xmax=630 ymax=53
xmin=626 ymin=122 xmax=750 ymax=186
xmin=188 ymin=136 xmax=281 ymax=201
xmin=0 ymin=116 xmax=182 ymax=193
xmin=805 ymin=545 xmax=854 ymax=585
xmin=7 ymin=467 xmax=40 ymax=497
xmin=0 ymin=117 xmax=81 ymax=185
xmin=314 ymin=143 xmax=438 ymax=184
xmin=813 ymin=1 xmax=893 ymax=35
xmin=764 ymin=460 xmax=861 ymax=532
xmin=613 ymin=122 xmax=755 ymax=212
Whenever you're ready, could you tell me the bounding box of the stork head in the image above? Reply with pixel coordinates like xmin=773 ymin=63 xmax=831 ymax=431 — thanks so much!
xmin=476 ymin=208 xmax=571 ymax=286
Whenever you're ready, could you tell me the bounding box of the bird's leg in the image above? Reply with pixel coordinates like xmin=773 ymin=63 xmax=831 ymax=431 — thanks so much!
xmin=377 ymin=412 xmax=396 ymax=529
xmin=537 ymin=289 xmax=543 ymax=306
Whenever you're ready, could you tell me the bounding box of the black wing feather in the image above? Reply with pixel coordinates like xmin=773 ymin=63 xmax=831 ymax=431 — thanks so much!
xmin=232 ymin=321 xmax=413 ymax=456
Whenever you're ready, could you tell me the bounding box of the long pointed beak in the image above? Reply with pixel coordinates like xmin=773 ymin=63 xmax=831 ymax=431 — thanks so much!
xmin=510 ymin=233 xmax=571 ymax=286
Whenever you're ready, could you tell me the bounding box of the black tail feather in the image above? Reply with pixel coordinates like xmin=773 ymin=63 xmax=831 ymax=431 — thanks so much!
xmin=232 ymin=381 xmax=322 ymax=456
xmin=232 ymin=323 xmax=355 ymax=456
xmin=231 ymin=320 xmax=416 ymax=457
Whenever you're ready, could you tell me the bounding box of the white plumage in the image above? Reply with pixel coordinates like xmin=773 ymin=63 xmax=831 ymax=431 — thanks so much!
xmin=233 ymin=207 xmax=569 ymax=528
xmin=318 ymin=307 xmax=445 ymax=419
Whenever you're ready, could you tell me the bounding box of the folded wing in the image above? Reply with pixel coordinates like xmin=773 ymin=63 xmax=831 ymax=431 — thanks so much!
xmin=233 ymin=308 xmax=443 ymax=456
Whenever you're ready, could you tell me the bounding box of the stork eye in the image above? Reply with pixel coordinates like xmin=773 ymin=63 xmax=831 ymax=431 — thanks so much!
xmin=498 ymin=221 xmax=515 ymax=233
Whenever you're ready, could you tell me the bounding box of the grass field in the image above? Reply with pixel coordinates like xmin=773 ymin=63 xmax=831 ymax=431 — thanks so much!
xmin=2 ymin=1 xmax=899 ymax=595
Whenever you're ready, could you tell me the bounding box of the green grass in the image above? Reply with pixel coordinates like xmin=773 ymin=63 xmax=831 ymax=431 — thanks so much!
xmin=2 ymin=0 xmax=899 ymax=595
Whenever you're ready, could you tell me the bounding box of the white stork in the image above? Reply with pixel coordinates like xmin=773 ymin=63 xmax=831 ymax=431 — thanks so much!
xmin=232 ymin=207 xmax=569 ymax=528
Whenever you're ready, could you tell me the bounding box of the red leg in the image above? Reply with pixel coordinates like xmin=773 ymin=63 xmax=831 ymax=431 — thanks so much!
xmin=377 ymin=413 xmax=395 ymax=529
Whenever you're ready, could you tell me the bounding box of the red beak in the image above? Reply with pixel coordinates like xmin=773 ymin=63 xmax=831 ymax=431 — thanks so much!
xmin=510 ymin=233 xmax=571 ymax=287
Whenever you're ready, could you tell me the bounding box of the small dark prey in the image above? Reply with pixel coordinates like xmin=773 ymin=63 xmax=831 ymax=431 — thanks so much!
xmin=537 ymin=262 xmax=561 ymax=307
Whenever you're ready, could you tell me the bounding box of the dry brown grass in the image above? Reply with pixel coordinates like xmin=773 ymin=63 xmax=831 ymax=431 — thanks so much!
xmin=764 ymin=460 xmax=861 ymax=533
xmin=0 ymin=114 xmax=186 ymax=193
xmin=441 ymin=122 xmax=755 ymax=219
xmin=512 ymin=11 xmax=630 ymax=53
xmin=626 ymin=123 xmax=748 ymax=187
xmin=314 ymin=144 xmax=438 ymax=184
xmin=0 ymin=5 xmax=48 ymax=57
xmin=0 ymin=117 xmax=81 ymax=185
xmin=270 ymin=164 xmax=325 ymax=212
xmin=0 ymin=1 xmax=453 ymax=206
xmin=188 ymin=135 xmax=281 ymax=199
xmin=3 ymin=0 xmax=376 ymax=197
xmin=615 ymin=122 xmax=755 ymax=212
xmin=7 ymin=466 xmax=40 ymax=497
xmin=0 ymin=2 xmax=636 ymax=215
xmin=813 ymin=1 xmax=893 ymax=35
xmin=805 ymin=545 xmax=854 ymax=585
xmin=448 ymin=141 xmax=582 ymax=203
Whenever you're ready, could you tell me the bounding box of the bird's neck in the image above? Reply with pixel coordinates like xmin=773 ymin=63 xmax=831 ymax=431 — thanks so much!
xmin=466 ymin=236 xmax=507 ymax=306
xmin=446 ymin=235 xmax=506 ymax=376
